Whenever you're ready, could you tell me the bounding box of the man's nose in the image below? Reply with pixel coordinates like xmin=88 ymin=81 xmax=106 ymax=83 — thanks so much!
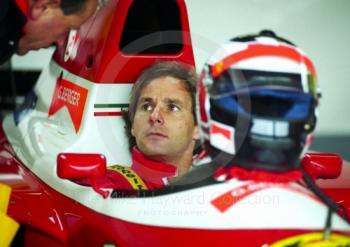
xmin=149 ymin=105 xmax=164 ymax=124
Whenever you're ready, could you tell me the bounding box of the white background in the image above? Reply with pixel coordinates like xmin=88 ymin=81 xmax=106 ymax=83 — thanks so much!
xmin=186 ymin=0 xmax=350 ymax=136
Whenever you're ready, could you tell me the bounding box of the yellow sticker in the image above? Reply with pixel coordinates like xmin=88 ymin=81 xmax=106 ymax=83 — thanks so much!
xmin=108 ymin=165 xmax=148 ymax=190
xmin=0 ymin=183 xmax=19 ymax=247
xmin=270 ymin=232 xmax=350 ymax=247
xmin=0 ymin=183 xmax=11 ymax=213
xmin=0 ymin=212 xmax=19 ymax=247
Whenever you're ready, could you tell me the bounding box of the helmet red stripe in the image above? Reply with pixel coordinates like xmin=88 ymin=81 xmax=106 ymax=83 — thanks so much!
xmin=211 ymin=44 xmax=316 ymax=78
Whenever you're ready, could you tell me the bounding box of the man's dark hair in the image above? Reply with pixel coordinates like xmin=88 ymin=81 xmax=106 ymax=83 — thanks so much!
xmin=124 ymin=60 xmax=198 ymax=152
xmin=60 ymin=0 xmax=86 ymax=15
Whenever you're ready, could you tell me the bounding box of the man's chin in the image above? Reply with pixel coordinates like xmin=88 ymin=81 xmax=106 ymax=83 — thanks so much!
xmin=141 ymin=147 xmax=168 ymax=161
xmin=16 ymin=44 xmax=36 ymax=55
xmin=17 ymin=38 xmax=28 ymax=55
xmin=17 ymin=40 xmax=52 ymax=55
xmin=16 ymin=47 xmax=29 ymax=56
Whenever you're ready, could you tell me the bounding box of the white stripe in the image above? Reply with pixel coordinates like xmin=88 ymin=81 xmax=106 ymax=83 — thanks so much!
xmin=252 ymin=119 xmax=289 ymax=137
xmin=275 ymin=121 xmax=289 ymax=137
xmin=251 ymin=118 xmax=273 ymax=135
xmin=94 ymin=107 xmax=123 ymax=113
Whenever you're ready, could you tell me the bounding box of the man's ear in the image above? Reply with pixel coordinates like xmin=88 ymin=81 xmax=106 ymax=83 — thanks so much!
xmin=131 ymin=127 xmax=135 ymax=137
xmin=30 ymin=0 xmax=60 ymax=20
xmin=193 ymin=125 xmax=200 ymax=141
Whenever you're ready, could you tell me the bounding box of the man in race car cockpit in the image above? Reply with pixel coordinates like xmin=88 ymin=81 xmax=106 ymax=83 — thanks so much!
xmin=0 ymin=0 xmax=97 ymax=64
xmin=84 ymin=61 xmax=201 ymax=191
xmin=122 ymin=61 xmax=200 ymax=189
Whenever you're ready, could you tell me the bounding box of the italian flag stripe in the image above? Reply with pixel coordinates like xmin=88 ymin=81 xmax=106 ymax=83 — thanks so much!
xmin=94 ymin=112 xmax=124 ymax=117
xmin=94 ymin=103 xmax=129 ymax=108
xmin=94 ymin=103 xmax=129 ymax=117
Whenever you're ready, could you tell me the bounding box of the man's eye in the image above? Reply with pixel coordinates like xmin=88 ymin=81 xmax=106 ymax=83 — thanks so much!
xmin=141 ymin=103 xmax=153 ymax=111
xmin=169 ymin=104 xmax=180 ymax=112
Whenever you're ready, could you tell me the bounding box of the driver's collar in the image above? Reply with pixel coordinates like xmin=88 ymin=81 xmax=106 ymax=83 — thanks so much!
xmin=131 ymin=147 xmax=178 ymax=188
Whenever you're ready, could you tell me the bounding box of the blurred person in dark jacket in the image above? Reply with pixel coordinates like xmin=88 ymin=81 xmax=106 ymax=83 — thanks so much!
xmin=0 ymin=0 xmax=97 ymax=64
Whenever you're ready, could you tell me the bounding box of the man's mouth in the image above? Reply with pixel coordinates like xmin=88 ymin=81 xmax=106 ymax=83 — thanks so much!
xmin=146 ymin=132 xmax=168 ymax=139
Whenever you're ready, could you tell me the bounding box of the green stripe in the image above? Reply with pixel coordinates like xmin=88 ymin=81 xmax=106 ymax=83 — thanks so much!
xmin=94 ymin=103 xmax=129 ymax=108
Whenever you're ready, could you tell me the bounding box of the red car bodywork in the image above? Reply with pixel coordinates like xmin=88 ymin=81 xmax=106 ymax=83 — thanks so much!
xmin=0 ymin=0 xmax=349 ymax=246
xmin=1 ymin=124 xmax=350 ymax=246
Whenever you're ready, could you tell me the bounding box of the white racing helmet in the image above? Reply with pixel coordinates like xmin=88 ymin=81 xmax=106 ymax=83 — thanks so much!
xmin=197 ymin=30 xmax=321 ymax=171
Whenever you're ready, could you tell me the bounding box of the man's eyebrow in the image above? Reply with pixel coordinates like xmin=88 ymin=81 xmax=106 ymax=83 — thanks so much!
xmin=138 ymin=97 xmax=153 ymax=104
xmin=164 ymin=98 xmax=184 ymax=106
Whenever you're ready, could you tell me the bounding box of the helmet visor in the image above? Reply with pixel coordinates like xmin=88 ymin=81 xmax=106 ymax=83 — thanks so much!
xmin=211 ymin=69 xmax=305 ymax=95
xmin=211 ymin=69 xmax=313 ymax=120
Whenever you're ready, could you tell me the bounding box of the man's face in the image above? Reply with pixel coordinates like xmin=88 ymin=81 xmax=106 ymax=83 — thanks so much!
xmin=17 ymin=4 xmax=89 ymax=55
xmin=132 ymin=76 xmax=199 ymax=166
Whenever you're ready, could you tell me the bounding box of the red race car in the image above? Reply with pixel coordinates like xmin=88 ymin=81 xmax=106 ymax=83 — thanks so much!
xmin=0 ymin=0 xmax=349 ymax=246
